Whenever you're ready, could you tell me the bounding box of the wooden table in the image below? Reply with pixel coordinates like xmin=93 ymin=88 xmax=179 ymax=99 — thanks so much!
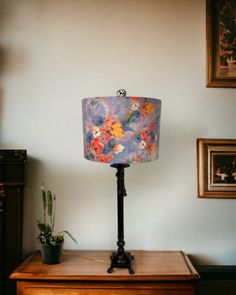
xmin=10 ymin=250 xmax=199 ymax=295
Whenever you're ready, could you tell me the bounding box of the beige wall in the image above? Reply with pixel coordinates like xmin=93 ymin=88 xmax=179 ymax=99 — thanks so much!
xmin=0 ymin=0 xmax=236 ymax=265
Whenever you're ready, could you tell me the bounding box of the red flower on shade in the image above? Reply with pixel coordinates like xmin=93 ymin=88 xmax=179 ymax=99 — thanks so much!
xmin=96 ymin=155 xmax=109 ymax=163
xmin=145 ymin=139 xmax=152 ymax=147
xmin=96 ymin=153 xmax=113 ymax=163
xmin=149 ymin=122 xmax=156 ymax=131
xmin=131 ymin=97 xmax=140 ymax=101
xmin=141 ymin=129 xmax=150 ymax=140
xmin=134 ymin=154 xmax=142 ymax=163
xmin=91 ymin=138 xmax=103 ymax=155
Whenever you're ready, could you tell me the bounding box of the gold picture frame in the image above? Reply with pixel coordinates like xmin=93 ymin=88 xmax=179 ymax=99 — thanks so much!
xmin=197 ymin=139 xmax=236 ymax=198
xmin=206 ymin=0 xmax=236 ymax=87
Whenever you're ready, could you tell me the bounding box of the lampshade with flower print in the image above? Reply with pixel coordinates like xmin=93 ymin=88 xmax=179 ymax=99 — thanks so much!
xmin=82 ymin=95 xmax=161 ymax=164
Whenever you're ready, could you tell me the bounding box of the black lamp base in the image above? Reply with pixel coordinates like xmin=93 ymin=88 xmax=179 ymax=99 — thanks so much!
xmin=107 ymin=164 xmax=134 ymax=274
xmin=107 ymin=249 xmax=134 ymax=274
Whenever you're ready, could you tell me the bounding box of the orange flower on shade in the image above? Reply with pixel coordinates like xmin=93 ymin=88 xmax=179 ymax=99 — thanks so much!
xmin=146 ymin=144 xmax=156 ymax=157
xmin=91 ymin=138 xmax=103 ymax=155
xmin=140 ymin=102 xmax=154 ymax=117
xmin=110 ymin=121 xmax=125 ymax=138
xmin=145 ymin=103 xmax=154 ymax=116
xmin=103 ymin=115 xmax=112 ymax=132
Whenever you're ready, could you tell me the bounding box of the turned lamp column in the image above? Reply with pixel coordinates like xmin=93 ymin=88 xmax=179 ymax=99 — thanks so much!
xmin=107 ymin=164 xmax=134 ymax=274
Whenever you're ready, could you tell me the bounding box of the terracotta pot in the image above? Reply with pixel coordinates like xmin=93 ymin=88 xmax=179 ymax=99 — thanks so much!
xmin=40 ymin=243 xmax=63 ymax=264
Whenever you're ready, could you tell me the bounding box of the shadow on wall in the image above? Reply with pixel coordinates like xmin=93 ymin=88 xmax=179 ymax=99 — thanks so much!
xmin=0 ymin=45 xmax=29 ymax=75
xmin=23 ymin=155 xmax=114 ymax=255
xmin=23 ymin=156 xmax=43 ymax=255
xmin=0 ymin=46 xmax=4 ymax=73
xmin=189 ymin=254 xmax=219 ymax=266
xmin=0 ymin=44 xmax=30 ymax=147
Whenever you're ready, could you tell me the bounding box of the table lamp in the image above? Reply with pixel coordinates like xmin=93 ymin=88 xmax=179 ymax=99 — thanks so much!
xmin=82 ymin=89 xmax=161 ymax=274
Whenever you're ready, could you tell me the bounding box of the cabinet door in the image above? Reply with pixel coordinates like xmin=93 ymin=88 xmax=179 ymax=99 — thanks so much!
xmin=0 ymin=186 xmax=6 ymax=295
xmin=3 ymin=186 xmax=24 ymax=295
xmin=18 ymin=282 xmax=195 ymax=295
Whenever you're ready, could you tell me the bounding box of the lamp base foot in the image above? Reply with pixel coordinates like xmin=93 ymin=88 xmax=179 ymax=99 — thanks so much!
xmin=107 ymin=249 xmax=134 ymax=274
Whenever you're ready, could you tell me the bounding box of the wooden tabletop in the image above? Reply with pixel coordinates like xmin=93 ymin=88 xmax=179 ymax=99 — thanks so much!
xmin=10 ymin=250 xmax=199 ymax=282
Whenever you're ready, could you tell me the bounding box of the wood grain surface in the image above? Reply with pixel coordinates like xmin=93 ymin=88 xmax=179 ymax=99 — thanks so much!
xmin=11 ymin=250 xmax=199 ymax=281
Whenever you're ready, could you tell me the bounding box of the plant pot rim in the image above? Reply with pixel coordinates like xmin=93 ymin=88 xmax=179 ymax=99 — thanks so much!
xmin=40 ymin=242 xmax=64 ymax=246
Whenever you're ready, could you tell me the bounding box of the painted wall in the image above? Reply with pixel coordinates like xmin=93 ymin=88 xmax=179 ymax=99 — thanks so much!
xmin=0 ymin=0 xmax=235 ymax=265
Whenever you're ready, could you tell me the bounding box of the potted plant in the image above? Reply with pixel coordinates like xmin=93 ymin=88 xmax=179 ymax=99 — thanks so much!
xmin=33 ymin=185 xmax=77 ymax=264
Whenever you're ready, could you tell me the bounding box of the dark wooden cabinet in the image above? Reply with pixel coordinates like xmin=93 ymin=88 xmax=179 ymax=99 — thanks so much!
xmin=0 ymin=150 xmax=27 ymax=295
xmin=11 ymin=250 xmax=199 ymax=295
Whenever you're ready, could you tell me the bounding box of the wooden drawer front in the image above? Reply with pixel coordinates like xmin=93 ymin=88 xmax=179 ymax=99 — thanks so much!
xmin=18 ymin=282 xmax=195 ymax=295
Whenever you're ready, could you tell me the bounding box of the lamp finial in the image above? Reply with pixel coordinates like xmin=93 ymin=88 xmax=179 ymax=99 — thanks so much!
xmin=116 ymin=89 xmax=127 ymax=97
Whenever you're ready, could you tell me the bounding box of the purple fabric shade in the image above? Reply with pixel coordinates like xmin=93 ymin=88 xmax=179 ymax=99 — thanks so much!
xmin=82 ymin=96 xmax=161 ymax=164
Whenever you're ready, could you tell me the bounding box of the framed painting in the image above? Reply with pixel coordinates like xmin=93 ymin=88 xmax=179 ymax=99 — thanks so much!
xmin=206 ymin=0 xmax=236 ymax=87
xmin=197 ymin=139 xmax=236 ymax=198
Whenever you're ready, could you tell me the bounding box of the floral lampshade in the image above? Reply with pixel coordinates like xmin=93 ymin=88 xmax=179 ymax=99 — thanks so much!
xmin=82 ymin=95 xmax=161 ymax=164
